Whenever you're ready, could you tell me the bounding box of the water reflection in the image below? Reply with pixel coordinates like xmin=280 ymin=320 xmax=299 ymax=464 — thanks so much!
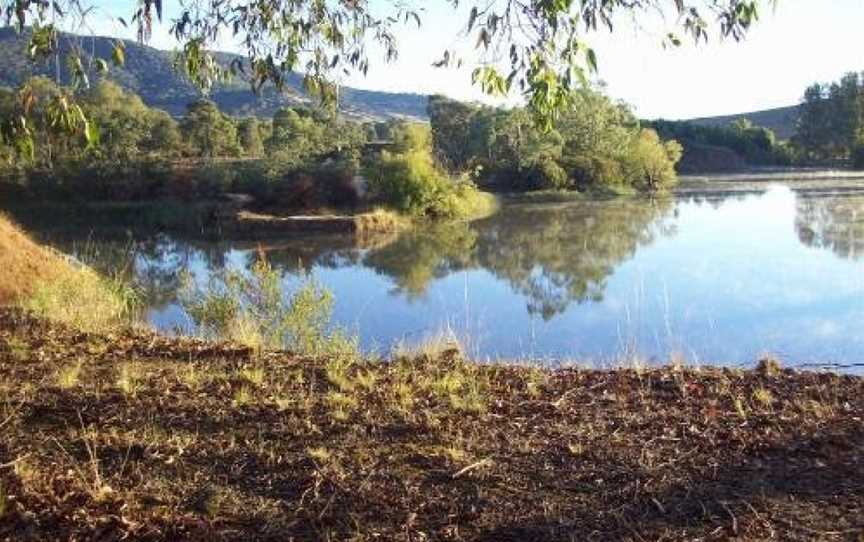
xmin=45 ymin=183 xmax=864 ymax=367
xmin=796 ymin=192 xmax=864 ymax=260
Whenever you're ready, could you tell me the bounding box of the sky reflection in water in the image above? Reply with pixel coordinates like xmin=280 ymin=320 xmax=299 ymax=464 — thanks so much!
xmin=75 ymin=183 xmax=864 ymax=370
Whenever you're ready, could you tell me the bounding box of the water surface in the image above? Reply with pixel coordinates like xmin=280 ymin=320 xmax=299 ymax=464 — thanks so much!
xmin=54 ymin=177 xmax=864 ymax=370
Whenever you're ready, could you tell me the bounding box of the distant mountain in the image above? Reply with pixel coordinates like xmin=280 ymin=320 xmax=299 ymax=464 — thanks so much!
xmin=0 ymin=27 xmax=428 ymax=121
xmin=686 ymin=105 xmax=800 ymax=140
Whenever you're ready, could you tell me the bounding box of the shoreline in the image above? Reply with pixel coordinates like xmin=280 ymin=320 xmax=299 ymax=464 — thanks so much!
xmin=1 ymin=307 xmax=862 ymax=540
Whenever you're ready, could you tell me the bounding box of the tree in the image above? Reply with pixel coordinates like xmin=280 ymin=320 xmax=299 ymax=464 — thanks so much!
xmin=4 ymin=0 xmax=767 ymax=149
xmin=82 ymin=80 xmax=153 ymax=161
xmin=794 ymin=73 xmax=864 ymax=162
xmin=623 ymin=129 xmax=682 ymax=190
xmin=180 ymin=99 xmax=240 ymax=158
xmin=237 ymin=117 xmax=264 ymax=157
xmin=144 ymin=110 xmax=182 ymax=156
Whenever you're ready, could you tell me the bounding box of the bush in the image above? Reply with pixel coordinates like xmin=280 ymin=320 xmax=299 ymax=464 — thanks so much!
xmin=621 ymin=129 xmax=682 ymax=191
xmin=564 ymin=155 xmax=623 ymax=188
xmin=524 ymin=156 xmax=571 ymax=190
xmin=192 ymin=162 xmax=239 ymax=197
xmin=179 ymin=253 xmax=358 ymax=357
xmin=366 ymin=122 xmax=492 ymax=218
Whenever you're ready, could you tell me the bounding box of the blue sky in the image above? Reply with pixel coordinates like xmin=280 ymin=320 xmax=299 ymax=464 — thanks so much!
xmin=84 ymin=0 xmax=864 ymax=119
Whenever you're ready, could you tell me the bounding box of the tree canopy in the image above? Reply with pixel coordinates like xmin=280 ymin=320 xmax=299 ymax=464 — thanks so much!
xmin=1 ymin=0 xmax=769 ymax=150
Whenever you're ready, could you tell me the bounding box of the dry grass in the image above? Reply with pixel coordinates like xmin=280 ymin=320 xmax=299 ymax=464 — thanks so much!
xmin=0 ymin=215 xmax=69 ymax=305
xmin=0 ymin=308 xmax=862 ymax=541
xmin=0 ymin=215 xmax=135 ymax=332
xmin=353 ymin=207 xmax=410 ymax=233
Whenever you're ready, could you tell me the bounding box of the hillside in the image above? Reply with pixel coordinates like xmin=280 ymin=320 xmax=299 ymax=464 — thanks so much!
xmin=0 ymin=27 xmax=428 ymax=121
xmin=687 ymin=104 xmax=800 ymax=140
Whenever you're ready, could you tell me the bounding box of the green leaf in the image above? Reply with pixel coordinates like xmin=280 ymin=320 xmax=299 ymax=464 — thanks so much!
xmin=84 ymin=121 xmax=100 ymax=148
xmin=586 ymin=49 xmax=598 ymax=73
xmin=112 ymin=42 xmax=126 ymax=67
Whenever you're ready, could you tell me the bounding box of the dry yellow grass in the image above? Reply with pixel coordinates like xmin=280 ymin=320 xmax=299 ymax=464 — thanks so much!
xmin=0 ymin=214 xmax=70 ymax=305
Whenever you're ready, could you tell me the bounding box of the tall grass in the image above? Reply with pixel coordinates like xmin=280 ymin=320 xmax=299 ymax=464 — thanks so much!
xmin=0 ymin=214 xmax=140 ymax=332
xmin=25 ymin=265 xmax=139 ymax=333
xmin=179 ymin=252 xmax=358 ymax=357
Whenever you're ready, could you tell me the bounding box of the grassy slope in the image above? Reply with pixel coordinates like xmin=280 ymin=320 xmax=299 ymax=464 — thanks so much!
xmin=0 ymin=215 xmax=69 ymax=304
xmin=687 ymin=105 xmax=800 ymax=140
xmin=0 ymin=308 xmax=862 ymax=540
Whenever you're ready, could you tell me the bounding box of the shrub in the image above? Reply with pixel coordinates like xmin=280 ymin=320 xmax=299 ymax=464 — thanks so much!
xmin=366 ymin=122 xmax=491 ymax=219
xmin=564 ymin=155 xmax=623 ymax=188
xmin=621 ymin=129 xmax=682 ymax=191
xmin=524 ymin=156 xmax=571 ymax=190
xmin=179 ymin=253 xmax=358 ymax=357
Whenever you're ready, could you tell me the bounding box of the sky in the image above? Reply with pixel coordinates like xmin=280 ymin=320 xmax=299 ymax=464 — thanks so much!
xmin=80 ymin=0 xmax=864 ymax=120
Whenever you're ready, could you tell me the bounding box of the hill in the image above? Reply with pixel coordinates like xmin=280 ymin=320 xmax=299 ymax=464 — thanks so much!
xmin=687 ymin=104 xmax=800 ymax=140
xmin=0 ymin=27 xmax=428 ymax=121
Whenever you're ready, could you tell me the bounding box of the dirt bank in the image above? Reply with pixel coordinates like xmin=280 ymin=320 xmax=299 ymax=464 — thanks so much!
xmin=0 ymin=215 xmax=71 ymax=305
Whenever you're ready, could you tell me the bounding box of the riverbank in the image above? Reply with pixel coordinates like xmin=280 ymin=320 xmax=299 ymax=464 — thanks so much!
xmin=1 ymin=192 xmax=498 ymax=240
xmin=0 ymin=307 xmax=861 ymax=540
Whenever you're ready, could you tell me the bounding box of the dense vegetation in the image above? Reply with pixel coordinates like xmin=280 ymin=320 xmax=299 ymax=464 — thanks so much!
xmin=661 ymin=70 xmax=864 ymax=171
xmin=0 ymin=76 xmax=497 ymax=219
xmin=428 ymin=93 xmax=683 ymax=192
xmin=648 ymin=118 xmax=794 ymax=172
xmin=1 ymin=74 xmax=685 ymax=229
xmin=794 ymin=71 xmax=864 ymax=166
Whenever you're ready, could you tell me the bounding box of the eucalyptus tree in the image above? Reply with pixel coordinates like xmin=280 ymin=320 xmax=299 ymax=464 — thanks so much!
xmin=1 ymin=0 xmax=769 ymax=153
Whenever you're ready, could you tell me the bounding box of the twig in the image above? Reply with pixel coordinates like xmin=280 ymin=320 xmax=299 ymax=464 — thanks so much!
xmin=452 ymin=458 xmax=493 ymax=479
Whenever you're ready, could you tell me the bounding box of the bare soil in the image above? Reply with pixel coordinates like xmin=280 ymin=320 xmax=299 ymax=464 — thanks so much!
xmin=0 ymin=308 xmax=862 ymax=541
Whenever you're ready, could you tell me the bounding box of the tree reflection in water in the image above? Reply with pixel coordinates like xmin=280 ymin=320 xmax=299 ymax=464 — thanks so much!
xmin=364 ymin=196 xmax=676 ymax=319
xmin=49 ymin=197 xmax=678 ymax=322
xmin=796 ymin=191 xmax=864 ymax=260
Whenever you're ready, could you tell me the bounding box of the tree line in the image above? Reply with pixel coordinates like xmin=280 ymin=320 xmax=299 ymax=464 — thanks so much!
xmin=1 ymin=76 xmax=686 ymax=220
xmin=794 ymin=72 xmax=864 ymax=166
xmin=427 ymin=92 xmax=683 ymax=192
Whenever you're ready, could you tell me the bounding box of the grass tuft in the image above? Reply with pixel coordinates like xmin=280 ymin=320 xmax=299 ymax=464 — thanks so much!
xmin=56 ymin=361 xmax=83 ymax=389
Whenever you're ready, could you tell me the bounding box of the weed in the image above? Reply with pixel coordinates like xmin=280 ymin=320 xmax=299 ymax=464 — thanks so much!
xmin=53 ymin=416 xmax=114 ymax=502
xmin=180 ymin=253 xmax=358 ymax=358
xmin=26 ymin=266 xmax=138 ymax=334
xmin=524 ymin=368 xmax=546 ymax=398
xmin=307 ymin=447 xmax=331 ymax=463
xmin=756 ymin=356 xmax=782 ymax=377
xmin=354 ymin=369 xmax=377 ymax=391
xmin=733 ymin=396 xmax=748 ymax=420
xmin=4 ymin=336 xmax=30 ymax=361
xmin=752 ymin=387 xmax=774 ymax=409
xmin=0 ymin=482 xmax=6 ymax=519
xmin=179 ymin=365 xmax=204 ymax=391
xmin=116 ymin=363 xmax=144 ymax=397
xmin=233 ymin=386 xmax=255 ymax=407
xmin=327 ymin=391 xmax=358 ymax=421
xmin=239 ymin=367 xmax=266 ymax=388
xmin=56 ymin=361 xmax=83 ymax=389
xmin=568 ymin=442 xmax=584 ymax=456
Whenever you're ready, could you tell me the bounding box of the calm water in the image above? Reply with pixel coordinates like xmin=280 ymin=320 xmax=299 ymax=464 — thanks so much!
xmin=57 ymin=179 xmax=864 ymax=370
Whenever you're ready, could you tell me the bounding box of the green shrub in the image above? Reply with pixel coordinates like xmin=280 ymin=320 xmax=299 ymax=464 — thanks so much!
xmin=180 ymin=254 xmax=358 ymax=357
xmin=366 ymin=122 xmax=492 ymax=219
xmin=563 ymin=155 xmax=623 ymax=188
xmin=524 ymin=156 xmax=571 ymax=190
xmin=621 ymin=129 xmax=682 ymax=191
